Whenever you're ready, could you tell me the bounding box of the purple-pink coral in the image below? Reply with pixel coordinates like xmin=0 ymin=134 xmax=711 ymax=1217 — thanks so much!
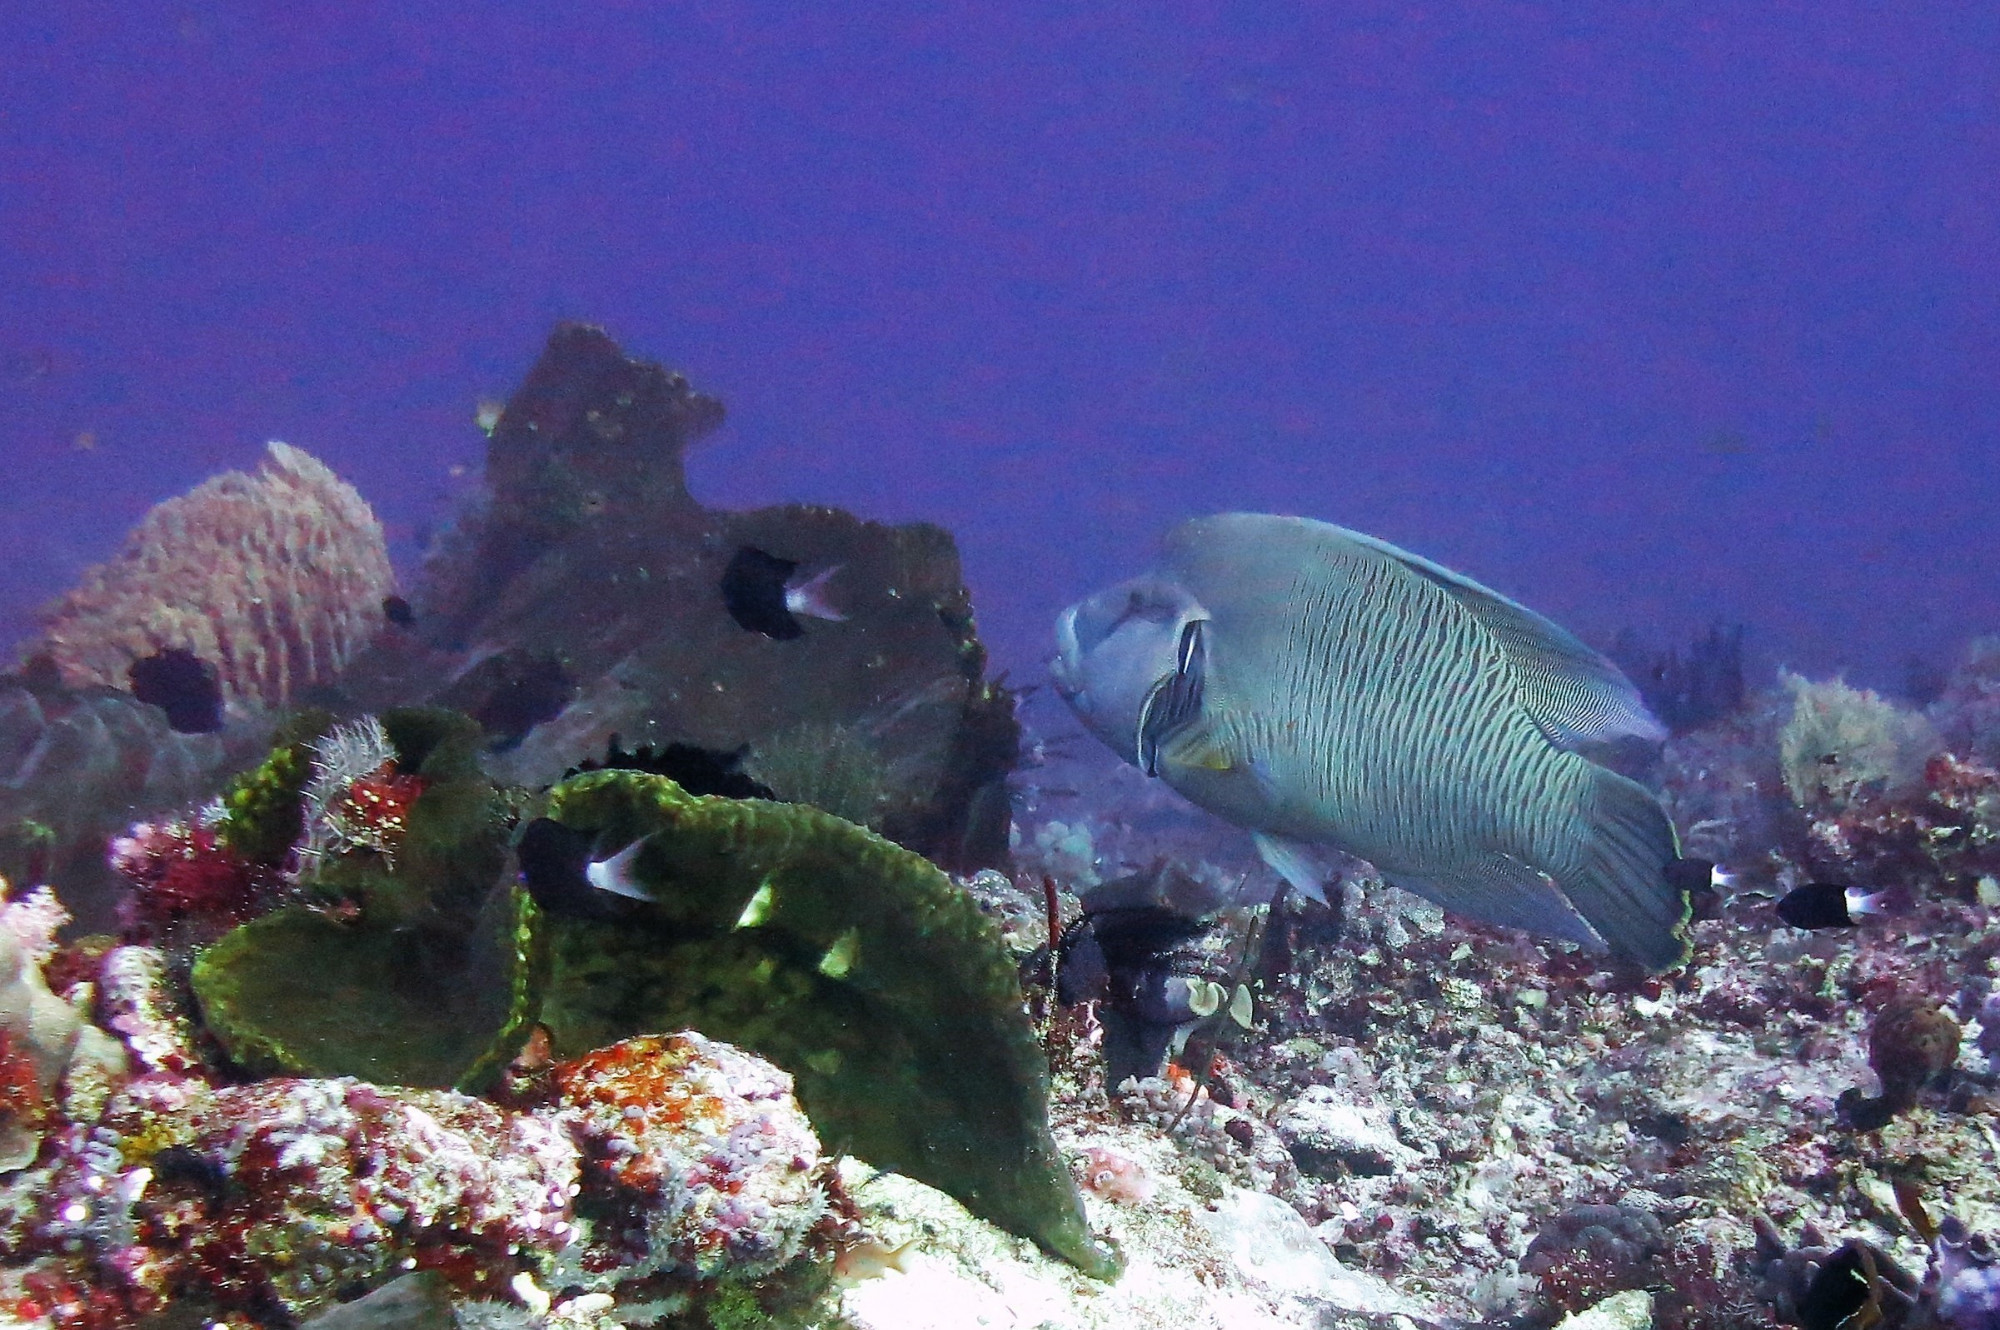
xmin=38 ymin=1075 xmax=579 ymax=1323
xmin=551 ymin=1031 xmax=826 ymax=1285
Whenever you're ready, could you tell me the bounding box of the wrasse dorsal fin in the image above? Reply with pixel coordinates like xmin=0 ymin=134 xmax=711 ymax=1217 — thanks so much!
xmin=1332 ymin=524 xmax=1666 ymax=747
xmin=1136 ymin=618 xmax=1208 ymax=776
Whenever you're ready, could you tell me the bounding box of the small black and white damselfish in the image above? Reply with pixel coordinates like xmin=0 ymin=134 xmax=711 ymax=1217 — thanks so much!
xmin=515 ymin=818 xmax=655 ymax=919
xmin=719 ymin=546 xmax=845 ymax=640
xmin=1774 ymin=881 xmax=1901 ymax=930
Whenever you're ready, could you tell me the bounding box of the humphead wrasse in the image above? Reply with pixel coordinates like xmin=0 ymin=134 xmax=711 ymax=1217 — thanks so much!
xmin=1052 ymin=513 xmax=1694 ymax=972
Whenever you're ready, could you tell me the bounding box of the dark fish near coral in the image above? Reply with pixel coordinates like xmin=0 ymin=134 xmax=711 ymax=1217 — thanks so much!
xmin=1775 ymin=881 xmax=1899 ymax=931
xmin=1054 ymin=864 xmax=1253 ymax=1086
xmin=721 ymin=546 xmax=846 ymax=639
xmin=1754 ymin=1217 xmax=1924 ymax=1330
xmin=514 ymin=817 xmax=655 ymax=918
xmin=127 ymin=647 xmax=225 ymax=733
xmin=382 ymin=595 xmax=415 ymax=626
xmin=1794 ymin=1240 xmax=1913 ymax=1330
xmin=1052 ymin=513 xmax=1694 ymax=971
xmin=565 ymin=737 xmax=777 ymax=800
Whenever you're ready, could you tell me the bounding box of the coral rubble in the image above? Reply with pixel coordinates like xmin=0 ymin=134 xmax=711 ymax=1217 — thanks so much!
xmin=547 ymin=1032 xmax=825 ymax=1287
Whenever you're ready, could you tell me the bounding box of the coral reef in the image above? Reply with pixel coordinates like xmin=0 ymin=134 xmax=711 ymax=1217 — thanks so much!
xmin=743 ymin=721 xmax=891 ymax=829
xmin=545 ymin=1032 xmax=825 ymax=1286
xmin=535 ymin=768 xmax=1115 ymax=1278
xmin=1779 ymin=671 xmax=1939 ymax=809
xmin=1933 ymin=1214 xmax=2000 ymax=1329
xmin=334 ymin=324 xmax=1017 ymax=871
xmin=1795 ymin=750 xmax=2000 ymax=901
xmin=0 ymin=889 xmax=841 ymax=1330
xmin=7 ymin=325 xmax=2000 ymax=1329
xmin=91 ymin=945 xmax=203 ymax=1080
xmin=1838 ymin=991 xmax=1961 ymax=1130
xmin=35 ymin=1075 xmax=579 ymax=1324
xmin=186 ymin=711 xmax=540 ymax=1091
xmin=999 ymin=652 xmax=2000 ymax=1329
xmin=29 ymin=441 xmax=394 ymax=716
xmin=108 ymin=811 xmax=274 ymax=941
xmin=299 ymin=714 xmax=422 ymax=869
xmin=1524 ymin=1204 xmax=1667 ymax=1316
xmin=188 ymin=882 xmax=543 ymax=1090
xmin=211 ymin=710 xmax=329 ymax=866
xmin=0 ymin=669 xmax=257 ymax=932
xmin=167 ymin=742 xmax=1110 ymax=1279
xmin=0 ymin=881 xmax=126 ymax=1172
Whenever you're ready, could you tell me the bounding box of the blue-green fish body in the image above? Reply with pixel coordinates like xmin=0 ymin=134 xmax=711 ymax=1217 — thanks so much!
xmin=1053 ymin=513 xmax=1692 ymax=971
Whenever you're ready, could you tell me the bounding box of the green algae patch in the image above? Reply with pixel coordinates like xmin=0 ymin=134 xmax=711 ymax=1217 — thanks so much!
xmin=189 ymin=884 xmax=545 ymax=1093
xmin=537 ymin=769 xmax=1118 ymax=1278
xmin=215 ymin=709 xmax=333 ymax=866
xmin=192 ymin=706 xmax=536 ymax=1090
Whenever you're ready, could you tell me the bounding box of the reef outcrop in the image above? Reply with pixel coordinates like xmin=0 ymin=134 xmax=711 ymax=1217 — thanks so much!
xmin=335 ymin=324 xmax=1016 ymax=870
xmin=534 ymin=769 xmax=1114 ymax=1278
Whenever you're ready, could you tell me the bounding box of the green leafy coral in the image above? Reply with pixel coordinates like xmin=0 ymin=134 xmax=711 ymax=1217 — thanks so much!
xmin=215 ymin=708 xmax=332 ymax=865
xmin=186 ymin=725 xmax=1111 ymax=1277
xmin=191 ymin=709 xmax=540 ymax=1092
xmin=189 ymin=884 xmax=544 ymax=1091
xmin=537 ymin=769 xmax=1117 ymax=1278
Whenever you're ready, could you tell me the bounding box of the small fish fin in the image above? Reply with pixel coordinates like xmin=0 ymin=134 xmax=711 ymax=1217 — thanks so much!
xmin=1227 ymin=983 xmax=1253 ymax=1028
xmin=1338 ymin=529 xmax=1666 ymax=747
xmin=879 ymin=1237 xmax=920 ymax=1273
xmin=1380 ymin=855 xmax=1604 ymax=948
xmin=1251 ymin=832 xmax=1330 ymax=905
xmin=785 ymin=564 xmax=847 ymax=622
xmin=1848 ymin=885 xmax=1911 ymax=918
xmin=585 ymin=838 xmax=656 ymax=901
xmin=1890 ymin=1176 xmax=1938 ymax=1242
xmin=1562 ymin=767 xmax=1692 ymax=971
xmin=1137 ymin=618 xmax=1208 ymax=776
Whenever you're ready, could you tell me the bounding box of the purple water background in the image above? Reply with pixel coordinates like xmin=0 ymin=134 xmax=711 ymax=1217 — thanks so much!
xmin=4 ymin=4 xmax=1996 ymax=691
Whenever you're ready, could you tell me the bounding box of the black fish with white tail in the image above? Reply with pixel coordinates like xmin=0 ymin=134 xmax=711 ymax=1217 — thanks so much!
xmin=1775 ymin=881 xmax=1900 ymax=931
xmin=514 ymin=817 xmax=656 ymax=919
xmin=720 ymin=546 xmax=846 ymax=639
xmin=1052 ymin=513 xmax=1696 ymax=972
